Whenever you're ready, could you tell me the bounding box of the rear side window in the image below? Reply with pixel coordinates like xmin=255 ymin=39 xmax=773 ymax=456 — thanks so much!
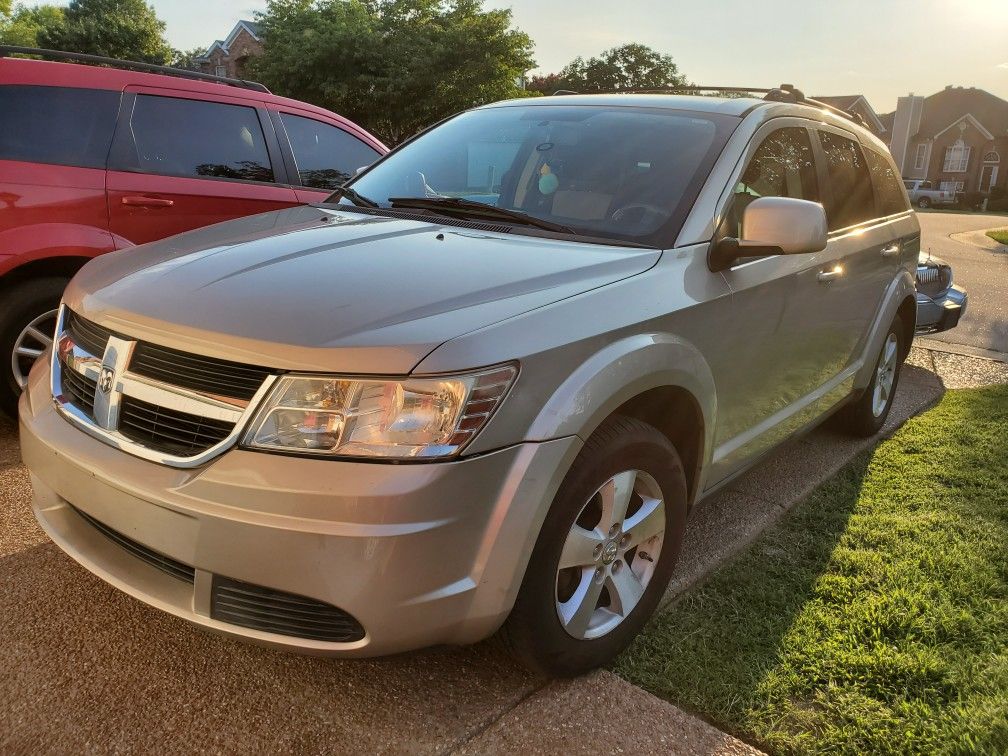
xmin=280 ymin=113 xmax=381 ymax=190
xmin=723 ymin=127 xmax=819 ymax=238
xmin=0 ymin=85 xmax=119 ymax=169
xmin=117 ymin=95 xmax=274 ymax=182
xmin=865 ymin=148 xmax=910 ymax=216
xmin=818 ymin=130 xmax=876 ymax=230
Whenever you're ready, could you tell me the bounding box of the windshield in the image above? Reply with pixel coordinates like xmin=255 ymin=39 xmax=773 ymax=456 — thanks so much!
xmin=341 ymin=104 xmax=737 ymax=246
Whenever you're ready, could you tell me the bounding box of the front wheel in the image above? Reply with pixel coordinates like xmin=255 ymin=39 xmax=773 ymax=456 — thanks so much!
xmin=0 ymin=278 xmax=67 ymax=417
xmin=917 ymin=197 xmax=931 ymax=209
xmin=500 ymin=415 xmax=687 ymax=677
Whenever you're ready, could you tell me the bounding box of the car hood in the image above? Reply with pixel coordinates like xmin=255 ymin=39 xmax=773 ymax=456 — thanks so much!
xmin=66 ymin=205 xmax=660 ymax=374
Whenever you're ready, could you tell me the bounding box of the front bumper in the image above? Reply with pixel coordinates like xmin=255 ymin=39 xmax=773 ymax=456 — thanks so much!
xmin=19 ymin=361 xmax=580 ymax=656
xmin=916 ymin=284 xmax=967 ymax=334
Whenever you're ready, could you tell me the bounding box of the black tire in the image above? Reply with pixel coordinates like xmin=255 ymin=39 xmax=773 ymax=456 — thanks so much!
xmin=500 ymin=415 xmax=688 ymax=677
xmin=835 ymin=315 xmax=904 ymax=437
xmin=0 ymin=278 xmax=67 ymax=418
xmin=917 ymin=197 xmax=931 ymax=209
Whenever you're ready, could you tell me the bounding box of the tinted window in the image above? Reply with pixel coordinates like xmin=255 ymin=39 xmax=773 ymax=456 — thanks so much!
xmin=0 ymin=85 xmax=119 ymax=169
xmin=865 ymin=148 xmax=910 ymax=215
xmin=280 ymin=113 xmax=380 ymax=190
xmin=819 ymin=131 xmax=875 ymax=230
xmin=724 ymin=127 xmax=819 ymax=237
xmin=346 ymin=105 xmax=736 ymax=246
xmin=120 ymin=95 xmax=274 ymax=182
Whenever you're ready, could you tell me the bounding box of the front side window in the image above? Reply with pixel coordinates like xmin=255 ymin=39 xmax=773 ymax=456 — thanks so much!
xmin=865 ymin=148 xmax=910 ymax=216
xmin=344 ymin=105 xmax=737 ymax=246
xmin=117 ymin=95 xmax=274 ymax=183
xmin=722 ymin=126 xmax=818 ymax=238
xmin=914 ymin=143 xmax=927 ymax=170
xmin=0 ymin=85 xmax=120 ymax=169
xmin=943 ymin=140 xmax=970 ymax=172
xmin=280 ymin=113 xmax=381 ymax=190
xmin=818 ymin=130 xmax=876 ymax=230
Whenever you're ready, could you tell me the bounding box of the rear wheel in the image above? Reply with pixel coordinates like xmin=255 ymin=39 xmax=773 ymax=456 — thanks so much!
xmin=501 ymin=415 xmax=687 ymax=677
xmin=835 ymin=315 xmax=904 ymax=437
xmin=0 ymin=278 xmax=66 ymax=417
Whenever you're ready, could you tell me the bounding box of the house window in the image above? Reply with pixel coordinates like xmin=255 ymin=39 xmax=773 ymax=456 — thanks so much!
xmin=914 ymin=143 xmax=927 ymax=170
xmin=215 ymin=65 xmax=227 ymax=78
xmin=983 ymin=151 xmax=1000 ymax=164
xmin=939 ymin=180 xmax=964 ymax=194
xmin=943 ymin=139 xmax=970 ymax=172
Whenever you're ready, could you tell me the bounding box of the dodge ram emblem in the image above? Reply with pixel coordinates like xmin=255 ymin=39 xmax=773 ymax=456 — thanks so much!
xmin=98 ymin=366 xmax=115 ymax=394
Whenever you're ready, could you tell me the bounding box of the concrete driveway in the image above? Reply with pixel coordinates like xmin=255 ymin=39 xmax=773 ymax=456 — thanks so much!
xmin=7 ymin=343 xmax=997 ymax=754
xmin=916 ymin=210 xmax=1008 ymax=356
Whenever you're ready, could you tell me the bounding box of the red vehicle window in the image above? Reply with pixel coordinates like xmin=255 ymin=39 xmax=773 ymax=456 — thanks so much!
xmin=112 ymin=94 xmax=276 ymax=183
xmin=0 ymin=85 xmax=120 ymax=169
xmin=280 ymin=112 xmax=381 ymax=190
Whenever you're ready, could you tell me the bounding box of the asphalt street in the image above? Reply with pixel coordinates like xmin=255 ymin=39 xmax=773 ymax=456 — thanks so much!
xmin=916 ymin=210 xmax=1008 ymax=356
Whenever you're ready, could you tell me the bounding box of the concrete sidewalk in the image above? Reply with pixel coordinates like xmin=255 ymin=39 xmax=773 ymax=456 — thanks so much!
xmin=1 ymin=345 xmax=1002 ymax=755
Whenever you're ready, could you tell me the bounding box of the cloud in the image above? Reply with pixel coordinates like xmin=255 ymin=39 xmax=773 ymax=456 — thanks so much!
xmin=998 ymin=62 xmax=1008 ymax=69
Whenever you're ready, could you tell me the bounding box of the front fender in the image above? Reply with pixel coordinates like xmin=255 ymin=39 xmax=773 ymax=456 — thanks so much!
xmin=854 ymin=269 xmax=917 ymax=391
xmin=527 ymin=331 xmax=716 ymax=467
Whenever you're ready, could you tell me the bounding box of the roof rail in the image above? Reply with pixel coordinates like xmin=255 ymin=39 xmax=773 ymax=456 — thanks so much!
xmin=0 ymin=46 xmax=270 ymax=94
xmin=567 ymin=84 xmax=869 ymax=129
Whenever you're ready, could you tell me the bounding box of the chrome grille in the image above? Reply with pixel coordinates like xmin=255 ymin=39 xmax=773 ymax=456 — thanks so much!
xmin=52 ymin=307 xmax=275 ymax=466
xmin=916 ymin=264 xmax=951 ymax=297
xmin=118 ymin=395 xmax=234 ymax=457
xmin=65 ymin=309 xmax=112 ymax=357
xmin=130 ymin=342 xmax=270 ymax=401
xmin=211 ymin=575 xmax=365 ymax=643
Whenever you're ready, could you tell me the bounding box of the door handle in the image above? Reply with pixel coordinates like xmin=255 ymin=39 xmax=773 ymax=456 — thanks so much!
xmin=817 ymin=265 xmax=844 ymax=284
xmin=121 ymin=196 xmax=174 ymax=208
xmin=881 ymin=243 xmax=901 ymax=257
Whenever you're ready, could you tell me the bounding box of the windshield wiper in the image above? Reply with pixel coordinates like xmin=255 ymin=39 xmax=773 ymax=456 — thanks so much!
xmin=327 ymin=184 xmax=378 ymax=208
xmin=387 ymin=196 xmax=576 ymax=235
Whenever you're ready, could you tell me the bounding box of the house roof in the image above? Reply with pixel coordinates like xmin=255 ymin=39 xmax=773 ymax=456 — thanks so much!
xmin=879 ymin=111 xmax=895 ymax=133
xmin=196 ymin=20 xmax=262 ymax=60
xmin=913 ymin=87 xmax=1008 ymax=140
xmin=814 ymin=94 xmax=885 ymax=132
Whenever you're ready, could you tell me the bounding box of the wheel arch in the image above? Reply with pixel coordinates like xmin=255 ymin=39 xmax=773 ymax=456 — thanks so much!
xmin=526 ymin=333 xmax=716 ymax=505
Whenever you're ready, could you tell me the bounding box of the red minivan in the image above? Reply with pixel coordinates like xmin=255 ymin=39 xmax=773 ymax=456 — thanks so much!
xmin=0 ymin=48 xmax=387 ymax=414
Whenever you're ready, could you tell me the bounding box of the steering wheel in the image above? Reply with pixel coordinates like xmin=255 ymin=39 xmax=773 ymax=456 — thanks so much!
xmin=610 ymin=203 xmax=671 ymax=226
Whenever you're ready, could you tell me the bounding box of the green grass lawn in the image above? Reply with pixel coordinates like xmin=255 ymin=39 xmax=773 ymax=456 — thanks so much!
xmin=614 ymin=385 xmax=1008 ymax=754
xmin=987 ymin=229 xmax=1008 ymax=245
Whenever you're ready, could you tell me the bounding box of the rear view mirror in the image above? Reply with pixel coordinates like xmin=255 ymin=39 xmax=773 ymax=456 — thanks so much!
xmin=709 ymin=196 xmax=828 ymax=271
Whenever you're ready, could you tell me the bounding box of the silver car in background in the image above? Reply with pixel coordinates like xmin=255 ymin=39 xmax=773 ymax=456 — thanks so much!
xmin=21 ymin=90 xmax=919 ymax=676
xmin=915 ymin=252 xmax=967 ymax=333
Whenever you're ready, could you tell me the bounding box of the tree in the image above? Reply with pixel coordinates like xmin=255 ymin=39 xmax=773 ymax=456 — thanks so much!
xmin=250 ymin=0 xmax=535 ymax=144
xmin=38 ymin=0 xmax=171 ymax=63
xmin=171 ymin=46 xmax=207 ymax=72
xmin=0 ymin=3 xmax=65 ymax=47
xmin=530 ymin=43 xmax=688 ymax=94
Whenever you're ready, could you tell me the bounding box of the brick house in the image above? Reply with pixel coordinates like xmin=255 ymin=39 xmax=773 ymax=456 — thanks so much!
xmin=814 ymin=95 xmax=887 ymax=137
xmin=885 ymin=86 xmax=1008 ymax=196
xmin=195 ymin=20 xmax=263 ymax=80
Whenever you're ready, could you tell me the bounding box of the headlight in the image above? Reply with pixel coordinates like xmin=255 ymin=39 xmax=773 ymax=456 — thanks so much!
xmin=241 ymin=365 xmax=516 ymax=459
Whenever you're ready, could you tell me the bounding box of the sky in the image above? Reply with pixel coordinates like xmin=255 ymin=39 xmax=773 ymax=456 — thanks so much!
xmin=28 ymin=0 xmax=1008 ymax=114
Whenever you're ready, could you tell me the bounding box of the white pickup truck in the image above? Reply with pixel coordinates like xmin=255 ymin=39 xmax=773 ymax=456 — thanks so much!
xmin=903 ymin=179 xmax=955 ymax=209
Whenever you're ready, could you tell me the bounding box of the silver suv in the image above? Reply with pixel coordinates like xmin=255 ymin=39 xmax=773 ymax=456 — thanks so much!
xmin=20 ymin=92 xmax=918 ymax=676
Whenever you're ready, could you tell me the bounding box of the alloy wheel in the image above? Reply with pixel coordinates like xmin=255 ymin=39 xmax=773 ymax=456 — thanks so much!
xmin=872 ymin=332 xmax=899 ymax=417
xmin=555 ymin=469 xmax=665 ymax=640
xmin=10 ymin=309 xmax=57 ymax=390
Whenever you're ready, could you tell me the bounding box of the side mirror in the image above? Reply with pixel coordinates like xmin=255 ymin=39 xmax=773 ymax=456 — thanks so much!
xmin=709 ymin=196 xmax=828 ymax=272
